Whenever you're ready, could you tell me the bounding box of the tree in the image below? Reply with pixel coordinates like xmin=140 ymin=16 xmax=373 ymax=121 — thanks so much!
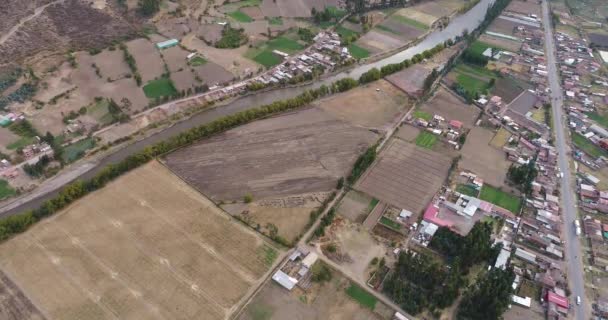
xmin=139 ymin=0 xmax=160 ymax=16
xmin=457 ymin=268 xmax=515 ymax=320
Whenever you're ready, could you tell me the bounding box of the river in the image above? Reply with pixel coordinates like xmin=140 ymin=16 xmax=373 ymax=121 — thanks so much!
xmin=0 ymin=0 xmax=495 ymax=217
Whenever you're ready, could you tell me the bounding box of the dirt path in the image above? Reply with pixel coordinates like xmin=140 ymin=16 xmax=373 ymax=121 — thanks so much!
xmin=0 ymin=0 xmax=65 ymax=46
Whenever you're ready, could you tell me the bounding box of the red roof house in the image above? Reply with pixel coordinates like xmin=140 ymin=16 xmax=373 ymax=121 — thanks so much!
xmin=547 ymin=291 xmax=569 ymax=309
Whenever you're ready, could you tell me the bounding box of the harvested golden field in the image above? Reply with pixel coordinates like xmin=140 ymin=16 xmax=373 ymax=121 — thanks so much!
xmin=0 ymin=161 xmax=280 ymax=320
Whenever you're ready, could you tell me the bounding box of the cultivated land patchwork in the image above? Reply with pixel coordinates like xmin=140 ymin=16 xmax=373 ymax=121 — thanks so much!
xmin=0 ymin=161 xmax=279 ymax=320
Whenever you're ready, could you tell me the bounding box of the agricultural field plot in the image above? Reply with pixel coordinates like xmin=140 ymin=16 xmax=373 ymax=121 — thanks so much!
xmin=193 ymin=62 xmax=235 ymax=86
xmin=313 ymin=80 xmax=410 ymax=130
xmin=198 ymin=24 xmax=224 ymax=44
xmin=477 ymin=34 xmax=522 ymax=53
xmin=222 ymin=192 xmax=329 ymax=243
xmin=505 ymin=0 xmax=541 ymax=18
xmin=395 ymin=125 xmax=421 ymax=143
xmin=245 ymin=36 xmax=305 ymax=67
xmin=572 ymin=132 xmax=608 ymax=159
xmin=355 ymin=138 xmax=452 ymax=216
xmin=479 ymin=184 xmax=522 ymax=213
xmin=348 ymin=44 xmax=371 ymax=59
xmin=355 ymin=30 xmax=406 ymax=54
xmin=0 ymin=269 xmax=46 ymax=320
xmin=460 ymin=126 xmax=511 ymax=187
xmin=143 ymin=78 xmax=177 ymax=99
xmin=0 ymin=161 xmax=280 ymax=320
xmin=385 ymin=64 xmax=431 ymax=98
xmin=0 ymin=127 xmax=19 ymax=154
xmin=258 ymin=0 xmax=342 ymax=18
xmin=90 ymin=49 xmax=130 ymax=81
xmin=415 ymin=131 xmax=438 ymax=149
xmin=161 ymin=46 xmax=191 ymax=72
xmin=394 ymin=7 xmax=438 ymax=27
xmin=413 ymin=0 xmax=466 ymax=18
xmin=171 ymin=69 xmax=199 ymax=92
xmin=239 ymin=270 xmax=392 ymax=320
xmin=447 ymin=63 xmax=495 ymax=96
xmin=241 ymin=6 xmax=265 ymax=20
xmin=419 ymin=87 xmax=480 ymax=127
xmin=375 ymin=17 xmax=425 ymax=42
xmin=0 ymin=179 xmax=16 ymax=200
xmin=337 ymin=190 xmax=376 ymax=223
xmin=125 ymin=38 xmax=165 ymax=83
xmin=491 ymin=76 xmax=532 ymax=104
xmin=164 ymin=107 xmax=378 ymax=202
xmin=489 ymin=127 xmax=512 ymax=149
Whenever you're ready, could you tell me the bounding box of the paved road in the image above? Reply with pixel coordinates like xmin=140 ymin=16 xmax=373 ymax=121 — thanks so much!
xmin=541 ymin=1 xmax=588 ymax=319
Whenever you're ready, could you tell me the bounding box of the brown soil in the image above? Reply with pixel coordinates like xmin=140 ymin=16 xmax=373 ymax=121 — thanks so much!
xmin=171 ymin=69 xmax=198 ymax=92
xmin=459 ymin=126 xmax=510 ymax=187
xmin=125 ymin=38 xmax=165 ymax=83
xmin=0 ymin=269 xmax=46 ymax=320
xmin=193 ymin=61 xmax=235 ymax=86
xmin=91 ymin=49 xmax=130 ymax=81
xmin=420 ymin=87 xmax=480 ymax=127
xmin=161 ymin=45 xmax=191 ymax=73
xmin=356 ymin=30 xmax=405 ymax=54
xmin=394 ymin=124 xmax=421 ymax=143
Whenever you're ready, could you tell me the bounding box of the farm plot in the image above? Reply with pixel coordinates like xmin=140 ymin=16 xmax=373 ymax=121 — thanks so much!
xmin=394 ymin=7 xmax=438 ymax=27
xmin=171 ymin=69 xmax=199 ymax=92
xmin=164 ymin=107 xmax=378 ymax=202
xmin=395 ymin=125 xmax=421 ymax=143
xmin=239 ymin=269 xmax=391 ymax=320
xmin=193 ymin=62 xmax=234 ymax=86
xmin=487 ymin=17 xmax=524 ymax=36
xmin=419 ymin=87 xmax=480 ymax=127
xmin=337 ymin=190 xmax=376 ymax=223
xmin=478 ymin=34 xmax=522 ymax=53
xmin=413 ymin=0 xmax=464 ymax=18
xmin=385 ymin=64 xmax=432 ymax=98
xmin=161 ymin=46 xmax=191 ymax=72
xmin=0 ymin=127 xmax=19 ymax=153
xmin=375 ymin=17 xmax=425 ymax=42
xmin=125 ymin=38 xmax=165 ymax=83
xmin=355 ymin=30 xmax=405 ymax=54
xmin=355 ymin=139 xmax=452 ymax=216
xmin=505 ymin=0 xmax=541 ymax=17
xmin=0 ymin=161 xmax=280 ymax=320
xmin=90 ymin=49 xmax=130 ymax=81
xmin=0 ymin=269 xmax=46 ymax=320
xmin=245 ymin=36 xmax=305 ymax=67
xmin=491 ymin=76 xmax=531 ymax=104
xmin=259 ymin=0 xmax=342 ymax=18
xmin=447 ymin=63 xmax=495 ymax=96
xmin=460 ymin=126 xmax=511 ymax=187
xmin=313 ymin=80 xmax=410 ymax=130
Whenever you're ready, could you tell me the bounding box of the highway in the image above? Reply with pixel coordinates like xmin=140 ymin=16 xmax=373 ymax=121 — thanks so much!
xmin=541 ymin=1 xmax=588 ymax=319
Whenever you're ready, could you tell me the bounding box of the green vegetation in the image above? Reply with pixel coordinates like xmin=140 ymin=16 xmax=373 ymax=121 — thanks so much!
xmin=0 ymin=83 xmax=37 ymax=110
xmin=266 ymin=37 xmax=305 ymax=53
xmin=336 ymin=25 xmax=359 ymax=39
xmin=244 ymin=193 xmax=253 ymax=203
xmin=415 ymin=131 xmax=438 ymax=149
xmin=311 ymin=261 xmax=332 ymax=282
xmin=468 ymin=40 xmax=507 ymax=56
xmin=62 ymin=138 xmax=96 ymax=163
xmin=392 ymin=15 xmax=429 ymax=30
xmin=380 ymin=216 xmax=401 ymax=230
xmin=312 ymin=6 xmax=347 ymax=27
xmin=347 ymin=146 xmax=376 ymax=185
xmin=7 ymin=137 xmax=36 ymax=150
xmin=456 ymin=184 xmax=479 ymax=197
xmin=143 ymin=78 xmax=177 ymax=99
xmin=297 ymin=28 xmax=316 ymax=43
xmin=368 ymin=198 xmax=379 ymax=212
xmin=139 ymin=0 xmax=160 ymax=16
xmin=87 ymin=98 xmax=129 ymax=125
xmin=268 ymin=17 xmax=283 ymax=25
xmin=215 ymin=25 xmax=248 ymax=49
xmin=346 ymin=283 xmax=377 ymax=310
xmin=7 ymin=120 xmax=39 ymax=150
xmin=248 ymin=303 xmax=273 ymax=320
xmin=188 ymin=56 xmax=207 ymax=66
xmin=412 ymin=110 xmax=432 ymax=121
xmin=586 ymin=111 xmax=608 ymax=128
xmin=572 ymin=131 xmax=608 ymax=158
xmin=228 ymin=10 xmax=253 ymax=22
xmin=23 ymin=155 xmax=51 ymax=178
xmin=348 ymin=43 xmax=370 ymax=59
xmin=119 ymin=43 xmax=141 ymax=86
xmin=376 ymin=24 xmax=399 ymax=35
xmin=507 ymin=160 xmax=537 ymax=195
xmin=0 ymin=179 xmax=16 ymax=200
xmin=260 ymin=244 xmax=278 ymax=267
xmin=252 ymin=51 xmax=283 ymax=67
xmin=430 ymin=222 xmax=498 ymax=270
xmin=457 ymin=268 xmax=515 ymax=320
xmin=220 ymin=0 xmax=261 ymax=11
xmin=479 ymin=184 xmax=522 ymax=213
xmin=452 ymin=63 xmax=496 ymax=101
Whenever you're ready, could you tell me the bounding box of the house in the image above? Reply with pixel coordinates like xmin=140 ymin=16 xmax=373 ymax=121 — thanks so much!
xmin=546 ymin=291 xmax=569 ymax=309
xmin=515 ymin=247 xmax=537 ymax=265
xmin=272 ymin=270 xmax=298 ymax=290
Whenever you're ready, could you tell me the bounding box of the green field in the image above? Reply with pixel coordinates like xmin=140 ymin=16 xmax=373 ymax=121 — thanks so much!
xmin=246 ymin=36 xmax=305 ymax=67
xmin=375 ymin=24 xmax=400 ymax=35
xmin=62 ymin=138 xmax=96 ymax=163
xmin=143 ymin=78 xmax=177 ymax=99
xmin=87 ymin=99 xmax=114 ymax=125
xmin=0 ymin=179 xmax=16 ymax=200
xmin=336 ymin=25 xmax=359 ymax=39
xmin=468 ymin=40 xmax=507 ymax=56
xmin=572 ymin=131 xmax=608 ymax=158
xmin=266 ymin=36 xmax=305 ymax=53
xmin=220 ymin=0 xmax=261 ymax=11
xmin=380 ymin=216 xmax=402 ymax=230
xmin=228 ymin=10 xmax=253 ymax=23
xmin=454 ymin=63 xmax=496 ymax=78
xmin=348 ymin=43 xmax=370 ymax=59
xmin=345 ymin=283 xmax=377 ymax=310
xmin=456 ymin=184 xmax=479 ymax=197
xmin=252 ymin=51 xmax=282 ymax=67
xmin=392 ymin=15 xmax=429 ymax=30
xmin=479 ymin=184 xmax=522 ymax=214
xmin=585 ymin=112 xmax=608 ymax=128
xmin=7 ymin=137 xmax=36 ymax=150
xmin=415 ymin=131 xmax=438 ymax=149
xmin=189 ymin=56 xmax=207 ymax=66
xmin=268 ymin=17 xmax=283 ymax=25
xmin=413 ymin=110 xmax=432 ymax=121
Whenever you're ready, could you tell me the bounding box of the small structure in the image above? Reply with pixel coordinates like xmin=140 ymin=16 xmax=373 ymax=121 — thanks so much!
xmin=546 ymin=291 xmax=569 ymax=309
xmin=156 ymin=39 xmax=179 ymax=49
xmin=494 ymin=248 xmax=511 ymax=270
xmin=272 ymin=270 xmax=298 ymax=290
xmin=512 ymin=295 xmax=531 ymax=308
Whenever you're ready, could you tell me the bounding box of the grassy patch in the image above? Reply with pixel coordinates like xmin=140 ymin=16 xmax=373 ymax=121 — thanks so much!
xmin=348 ymin=44 xmax=370 ymax=59
xmin=456 ymin=184 xmax=479 ymax=197
xmin=221 ymin=0 xmax=261 ymax=11
xmin=392 ymin=15 xmax=429 ymax=30
xmin=259 ymin=244 xmax=278 ymax=267
xmin=456 ymin=74 xmax=490 ymax=94
xmin=228 ymin=10 xmax=253 ymax=23
xmin=479 ymin=184 xmax=522 ymax=213
xmin=367 ymin=198 xmax=379 ymax=212
xmin=0 ymin=179 xmax=16 ymax=200
xmin=7 ymin=137 xmax=36 ymax=150
xmin=268 ymin=17 xmax=283 ymax=25
xmin=62 ymin=138 xmax=96 ymax=163
xmin=252 ymin=51 xmax=283 ymax=67
xmin=415 ymin=131 xmax=438 ymax=149
xmin=413 ymin=110 xmax=432 ymax=121
xmin=248 ymin=303 xmax=273 ymax=320
xmin=265 ymin=36 xmax=305 ymax=53
xmin=336 ymin=25 xmax=359 ymax=39
xmin=188 ymin=56 xmax=207 ymax=66
xmin=454 ymin=63 xmax=495 ymax=79
xmin=380 ymin=216 xmax=402 ymax=230
xmin=585 ymin=111 xmax=608 ymax=128
xmin=143 ymin=78 xmax=177 ymax=99
xmin=468 ymin=40 xmax=508 ymax=56
xmin=572 ymin=131 xmax=608 ymax=158
xmin=346 ymin=283 xmax=377 ymax=310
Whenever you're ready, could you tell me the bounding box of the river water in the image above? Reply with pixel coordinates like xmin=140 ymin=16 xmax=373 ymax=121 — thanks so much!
xmin=1 ymin=0 xmax=496 ymax=216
